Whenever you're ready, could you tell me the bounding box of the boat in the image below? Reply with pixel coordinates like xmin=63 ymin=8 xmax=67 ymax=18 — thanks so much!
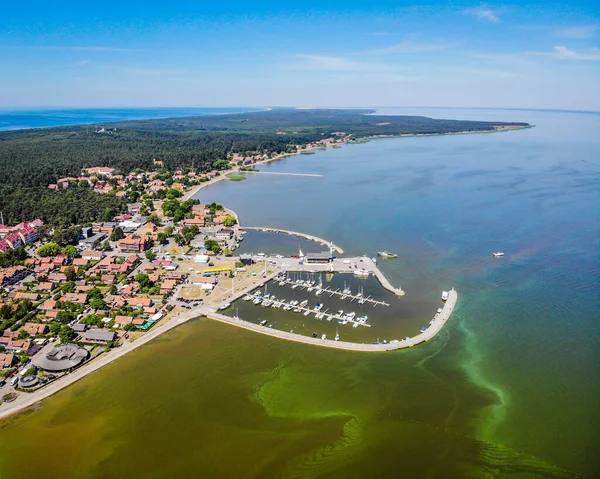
xmin=354 ymin=269 xmax=370 ymax=277
xmin=291 ymin=284 xmax=299 ymax=289
xmin=312 ymin=332 xmax=318 ymax=338
xmin=335 ymin=328 xmax=340 ymax=341
xmin=421 ymin=327 xmax=428 ymax=332
xmin=437 ymin=308 xmax=443 ymax=313
xmin=492 ymin=252 xmax=505 ymax=258
xmin=253 ymin=297 xmax=263 ymax=305
xmin=243 ymin=295 xmax=252 ymax=301
xmin=314 ymin=303 xmax=323 ymax=311
xmin=299 ymin=300 xmax=308 ymax=307
xmin=342 ymin=283 xmax=351 ymax=295
xmin=378 ymin=251 xmax=398 ymax=259
xmin=353 ymin=322 xmax=360 ymax=328
xmin=303 ymin=310 xmax=311 ymax=316
xmin=441 ymin=291 xmax=449 ymax=301
xmin=268 ymin=324 xmax=274 ymax=328
xmin=278 ymin=280 xmax=286 ymax=286
xmin=283 ymin=304 xmax=293 ymax=311
xmin=315 ymin=289 xmax=323 ymax=296
xmin=371 ymin=256 xmax=377 ymax=265
xmin=290 ymin=300 xmax=299 ymax=306
xmin=359 ymin=315 xmax=368 ymax=323
xmin=344 ymin=312 xmax=356 ymax=321
xmin=219 ymin=303 xmax=231 ymax=310
xmin=262 ymin=299 xmax=272 ymax=307
xmin=321 ymin=334 xmax=327 ymax=340
xmin=336 ymin=310 xmax=344 ymax=319
xmin=260 ymin=320 xmax=268 ymax=326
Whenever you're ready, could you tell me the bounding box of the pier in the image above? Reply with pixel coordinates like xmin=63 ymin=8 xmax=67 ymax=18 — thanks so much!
xmin=242 ymin=227 xmax=345 ymax=254
xmin=203 ymin=289 xmax=457 ymax=352
xmin=247 ymin=171 xmax=323 ymax=177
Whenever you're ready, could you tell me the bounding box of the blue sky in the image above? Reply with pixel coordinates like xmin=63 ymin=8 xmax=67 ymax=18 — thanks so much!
xmin=1 ymin=1 xmax=599 ymax=110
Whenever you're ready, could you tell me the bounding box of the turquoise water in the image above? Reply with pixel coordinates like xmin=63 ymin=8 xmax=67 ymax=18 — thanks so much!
xmin=0 ymin=107 xmax=261 ymax=131
xmin=197 ymin=108 xmax=600 ymax=474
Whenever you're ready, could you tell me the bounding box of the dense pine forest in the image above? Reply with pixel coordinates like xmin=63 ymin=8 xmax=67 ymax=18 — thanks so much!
xmin=0 ymin=109 xmax=529 ymax=225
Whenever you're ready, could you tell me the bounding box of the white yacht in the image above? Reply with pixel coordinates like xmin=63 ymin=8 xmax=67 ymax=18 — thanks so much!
xmin=299 ymin=300 xmax=308 ymax=307
xmin=253 ymin=297 xmax=263 ymax=305
xmin=353 ymin=269 xmax=370 ymax=278
xmin=344 ymin=312 xmax=356 ymax=321
xmin=492 ymin=252 xmax=505 ymax=258
xmin=342 ymin=283 xmax=351 ymax=295
xmin=321 ymin=334 xmax=327 ymax=340
xmin=441 ymin=291 xmax=449 ymax=301
xmin=314 ymin=303 xmax=323 ymax=312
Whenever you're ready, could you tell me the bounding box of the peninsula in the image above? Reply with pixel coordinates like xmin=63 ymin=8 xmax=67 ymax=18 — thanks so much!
xmin=0 ymin=108 xmax=528 ymax=419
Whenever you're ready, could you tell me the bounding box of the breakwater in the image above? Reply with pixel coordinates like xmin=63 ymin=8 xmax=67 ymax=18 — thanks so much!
xmin=204 ymin=289 xmax=457 ymax=351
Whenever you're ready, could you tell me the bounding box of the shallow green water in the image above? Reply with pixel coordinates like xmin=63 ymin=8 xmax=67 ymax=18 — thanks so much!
xmin=0 ymin=108 xmax=597 ymax=478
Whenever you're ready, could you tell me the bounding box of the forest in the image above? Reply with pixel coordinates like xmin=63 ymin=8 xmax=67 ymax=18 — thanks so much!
xmin=0 ymin=109 xmax=529 ymax=225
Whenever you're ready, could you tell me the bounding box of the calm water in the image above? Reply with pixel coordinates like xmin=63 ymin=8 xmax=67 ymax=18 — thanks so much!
xmin=0 ymin=107 xmax=261 ymax=131
xmin=0 ymin=108 xmax=598 ymax=478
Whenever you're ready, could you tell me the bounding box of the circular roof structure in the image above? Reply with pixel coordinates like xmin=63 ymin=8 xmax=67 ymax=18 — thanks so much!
xmin=33 ymin=344 xmax=89 ymax=372
xmin=19 ymin=375 xmax=39 ymax=388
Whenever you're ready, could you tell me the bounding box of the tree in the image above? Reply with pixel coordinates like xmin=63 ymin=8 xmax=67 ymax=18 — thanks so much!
xmin=204 ymin=239 xmax=221 ymax=254
xmin=213 ymin=159 xmax=229 ymax=170
xmin=110 ymin=227 xmax=125 ymax=242
xmin=38 ymin=242 xmax=61 ymax=257
xmin=145 ymin=250 xmax=157 ymax=261
xmin=135 ymin=273 xmax=153 ymax=289
xmin=223 ymin=215 xmax=237 ymax=227
xmin=156 ymin=232 xmax=168 ymax=244
xmin=173 ymin=234 xmax=186 ymax=246
xmin=58 ymin=324 xmax=76 ymax=344
xmin=53 ymin=227 xmax=81 ymax=246
xmin=89 ymin=297 xmax=107 ymax=310
xmin=17 ymin=329 xmax=29 ymax=340
xmin=62 ymin=245 xmax=78 ymax=258
xmin=64 ymin=266 xmax=77 ymax=282
xmin=147 ymin=214 xmax=161 ymax=226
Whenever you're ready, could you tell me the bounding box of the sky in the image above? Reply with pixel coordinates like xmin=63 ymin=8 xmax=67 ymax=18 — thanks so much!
xmin=1 ymin=1 xmax=599 ymax=110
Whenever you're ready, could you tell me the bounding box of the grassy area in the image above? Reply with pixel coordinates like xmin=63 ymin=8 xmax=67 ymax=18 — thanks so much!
xmin=300 ymin=151 xmax=316 ymax=155
xmin=226 ymin=174 xmax=247 ymax=181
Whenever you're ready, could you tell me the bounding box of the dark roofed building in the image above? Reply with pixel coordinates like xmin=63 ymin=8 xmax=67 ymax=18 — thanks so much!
xmin=33 ymin=344 xmax=89 ymax=372
xmin=85 ymin=330 xmax=116 ymax=343
xmin=305 ymin=251 xmax=333 ymax=263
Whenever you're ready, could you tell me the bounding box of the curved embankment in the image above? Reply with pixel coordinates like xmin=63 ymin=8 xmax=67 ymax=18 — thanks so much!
xmin=204 ymin=289 xmax=457 ymax=352
xmin=243 ymin=226 xmax=345 ymax=254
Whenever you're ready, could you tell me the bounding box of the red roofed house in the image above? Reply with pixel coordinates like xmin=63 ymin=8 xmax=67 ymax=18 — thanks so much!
xmin=119 ymin=235 xmax=151 ymax=252
xmin=23 ymin=323 xmax=48 ymax=336
xmin=0 ymin=352 xmax=15 ymax=369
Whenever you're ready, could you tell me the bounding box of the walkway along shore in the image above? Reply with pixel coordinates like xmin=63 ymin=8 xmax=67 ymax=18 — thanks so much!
xmin=243 ymin=226 xmax=345 ymax=255
xmin=203 ymin=289 xmax=457 ymax=352
xmin=0 ymin=305 xmax=204 ymax=421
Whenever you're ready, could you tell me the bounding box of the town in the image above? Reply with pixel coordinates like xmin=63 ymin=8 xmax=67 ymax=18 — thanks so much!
xmin=0 ymin=135 xmax=354 ymax=405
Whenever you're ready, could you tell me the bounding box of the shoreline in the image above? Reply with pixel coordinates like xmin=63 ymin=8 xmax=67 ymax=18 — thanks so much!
xmin=182 ymin=124 xmax=532 ymax=202
xmin=0 ymin=123 xmax=507 ymax=421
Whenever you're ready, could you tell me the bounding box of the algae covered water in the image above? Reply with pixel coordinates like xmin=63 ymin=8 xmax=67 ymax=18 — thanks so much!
xmin=0 ymin=108 xmax=598 ymax=478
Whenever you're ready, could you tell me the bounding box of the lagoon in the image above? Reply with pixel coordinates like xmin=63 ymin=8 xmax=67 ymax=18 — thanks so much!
xmin=0 ymin=108 xmax=598 ymax=478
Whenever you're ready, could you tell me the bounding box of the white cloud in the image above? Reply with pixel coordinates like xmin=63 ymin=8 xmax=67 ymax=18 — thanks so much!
xmin=554 ymin=25 xmax=600 ymax=39
xmin=526 ymin=46 xmax=600 ymax=61
xmin=463 ymin=4 xmax=500 ymax=23
xmin=363 ymin=40 xmax=453 ymax=55
xmin=286 ymin=54 xmax=401 ymax=72
xmin=76 ymin=60 xmax=90 ymax=66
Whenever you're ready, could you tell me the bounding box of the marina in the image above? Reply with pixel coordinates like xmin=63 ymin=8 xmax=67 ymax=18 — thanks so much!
xmin=203 ymin=289 xmax=457 ymax=351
